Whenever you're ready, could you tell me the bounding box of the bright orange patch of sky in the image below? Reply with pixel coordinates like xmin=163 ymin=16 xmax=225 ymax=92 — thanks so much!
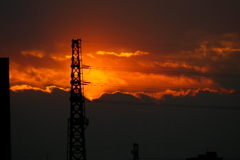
xmin=9 ymin=35 xmax=240 ymax=101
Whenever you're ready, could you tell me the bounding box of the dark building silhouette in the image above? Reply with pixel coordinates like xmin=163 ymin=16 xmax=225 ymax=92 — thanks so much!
xmin=186 ymin=151 xmax=223 ymax=160
xmin=0 ymin=58 xmax=10 ymax=160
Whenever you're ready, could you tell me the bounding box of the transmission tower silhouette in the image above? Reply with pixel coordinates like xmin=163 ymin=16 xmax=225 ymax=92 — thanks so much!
xmin=67 ymin=39 xmax=89 ymax=160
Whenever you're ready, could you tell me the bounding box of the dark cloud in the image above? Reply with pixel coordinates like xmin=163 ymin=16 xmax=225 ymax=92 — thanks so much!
xmin=2 ymin=0 xmax=240 ymax=52
xmin=11 ymin=90 xmax=240 ymax=160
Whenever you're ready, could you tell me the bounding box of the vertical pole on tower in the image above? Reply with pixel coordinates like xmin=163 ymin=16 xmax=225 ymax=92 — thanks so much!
xmin=131 ymin=143 xmax=139 ymax=160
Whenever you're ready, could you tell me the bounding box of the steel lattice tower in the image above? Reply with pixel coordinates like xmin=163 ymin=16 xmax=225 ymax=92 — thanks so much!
xmin=67 ymin=39 xmax=89 ymax=160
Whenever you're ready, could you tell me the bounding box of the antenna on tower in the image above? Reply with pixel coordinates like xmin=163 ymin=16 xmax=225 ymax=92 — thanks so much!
xmin=67 ymin=39 xmax=89 ymax=160
xmin=131 ymin=143 xmax=139 ymax=160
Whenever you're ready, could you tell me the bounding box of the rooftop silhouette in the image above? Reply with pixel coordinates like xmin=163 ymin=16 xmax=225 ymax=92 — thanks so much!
xmin=186 ymin=151 xmax=223 ymax=160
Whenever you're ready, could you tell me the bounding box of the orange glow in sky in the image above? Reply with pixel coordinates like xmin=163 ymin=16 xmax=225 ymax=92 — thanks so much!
xmin=9 ymin=36 xmax=240 ymax=101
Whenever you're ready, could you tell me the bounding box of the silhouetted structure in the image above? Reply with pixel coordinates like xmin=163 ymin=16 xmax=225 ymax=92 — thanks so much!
xmin=131 ymin=143 xmax=139 ymax=160
xmin=67 ymin=39 xmax=89 ymax=160
xmin=0 ymin=58 xmax=10 ymax=160
xmin=186 ymin=151 xmax=223 ymax=160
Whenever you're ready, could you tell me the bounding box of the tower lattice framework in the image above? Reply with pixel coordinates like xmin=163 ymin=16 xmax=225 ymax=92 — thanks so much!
xmin=67 ymin=39 xmax=89 ymax=160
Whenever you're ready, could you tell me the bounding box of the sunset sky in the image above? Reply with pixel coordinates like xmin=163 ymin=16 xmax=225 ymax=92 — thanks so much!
xmin=1 ymin=0 xmax=240 ymax=160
